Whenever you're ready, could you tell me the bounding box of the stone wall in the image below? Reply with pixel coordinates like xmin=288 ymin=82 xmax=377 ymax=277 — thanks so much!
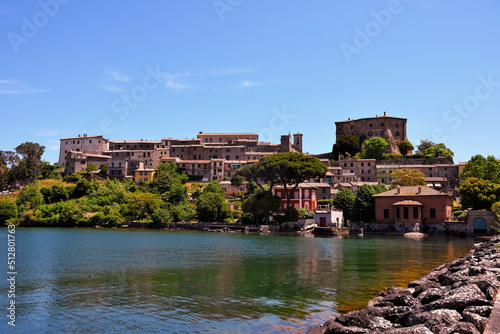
xmin=350 ymin=220 xmax=489 ymax=236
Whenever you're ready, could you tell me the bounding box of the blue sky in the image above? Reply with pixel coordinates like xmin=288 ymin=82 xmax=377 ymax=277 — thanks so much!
xmin=1 ymin=0 xmax=499 ymax=164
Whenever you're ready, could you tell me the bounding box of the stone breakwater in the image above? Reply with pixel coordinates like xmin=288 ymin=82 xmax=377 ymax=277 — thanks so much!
xmin=307 ymin=237 xmax=500 ymax=334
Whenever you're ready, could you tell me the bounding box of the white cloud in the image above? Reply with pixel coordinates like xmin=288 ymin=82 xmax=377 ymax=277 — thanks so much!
xmin=240 ymin=80 xmax=262 ymax=87
xmin=101 ymin=85 xmax=127 ymax=93
xmin=164 ymin=80 xmax=193 ymax=90
xmin=206 ymin=67 xmax=251 ymax=76
xmin=0 ymin=80 xmax=47 ymax=95
xmin=105 ymin=67 xmax=131 ymax=82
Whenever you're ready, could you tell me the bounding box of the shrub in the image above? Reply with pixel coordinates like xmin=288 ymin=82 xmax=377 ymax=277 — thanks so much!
xmin=0 ymin=197 xmax=18 ymax=223
xmin=298 ymin=208 xmax=314 ymax=219
xmin=317 ymin=199 xmax=334 ymax=207
xmin=284 ymin=206 xmax=299 ymax=222
xmin=241 ymin=212 xmax=254 ymax=225
xmin=151 ymin=209 xmax=171 ymax=224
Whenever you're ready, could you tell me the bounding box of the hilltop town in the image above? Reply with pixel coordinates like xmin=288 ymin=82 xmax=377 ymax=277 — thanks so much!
xmin=1 ymin=113 xmax=499 ymax=236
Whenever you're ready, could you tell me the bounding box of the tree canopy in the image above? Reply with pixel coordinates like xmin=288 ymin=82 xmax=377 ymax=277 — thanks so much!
xmin=360 ymin=137 xmax=388 ymax=159
xmin=231 ymin=152 xmax=327 ymax=208
xmin=13 ymin=142 xmax=46 ymax=181
xmin=352 ymin=184 xmax=387 ymax=223
xmin=460 ymin=154 xmax=500 ymax=184
xmin=391 ymin=168 xmax=425 ymax=188
xmin=424 ymin=143 xmax=454 ymax=158
xmin=196 ymin=181 xmax=228 ymax=222
xmin=332 ymin=134 xmax=359 ymax=160
xmin=416 ymin=139 xmax=435 ymax=154
xmin=332 ymin=188 xmax=355 ymax=222
xmin=397 ymin=140 xmax=414 ymax=157
xmin=459 ymin=178 xmax=500 ymax=210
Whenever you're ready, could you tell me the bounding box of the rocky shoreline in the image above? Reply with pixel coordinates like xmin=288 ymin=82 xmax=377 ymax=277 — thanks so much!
xmin=307 ymin=236 xmax=500 ymax=334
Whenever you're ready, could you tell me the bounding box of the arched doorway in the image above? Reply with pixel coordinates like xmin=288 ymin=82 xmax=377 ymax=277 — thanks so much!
xmin=473 ymin=217 xmax=487 ymax=235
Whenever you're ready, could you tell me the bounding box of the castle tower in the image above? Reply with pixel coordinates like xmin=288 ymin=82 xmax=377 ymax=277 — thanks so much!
xmin=293 ymin=133 xmax=303 ymax=153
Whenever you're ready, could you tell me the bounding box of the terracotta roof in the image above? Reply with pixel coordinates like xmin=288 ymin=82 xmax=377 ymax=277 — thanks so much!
xmin=393 ymin=200 xmax=423 ymax=206
xmin=336 ymin=115 xmax=407 ymax=123
xmin=373 ymin=186 xmax=448 ymax=197
xmin=110 ymin=140 xmax=161 ymax=144
xmin=274 ymin=183 xmax=318 ymax=189
xmin=425 ymin=177 xmax=447 ymax=182
xmin=310 ymin=182 xmax=332 ymax=187
xmin=197 ymin=133 xmax=258 ymax=136
xmin=61 ymin=135 xmax=107 ymax=140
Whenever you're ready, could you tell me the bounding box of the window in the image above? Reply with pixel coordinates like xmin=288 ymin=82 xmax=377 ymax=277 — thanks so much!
xmin=413 ymin=207 xmax=419 ymax=219
xmin=396 ymin=124 xmax=399 ymax=127
xmin=361 ymin=170 xmax=365 ymax=174
xmin=140 ymin=171 xmax=143 ymax=175
xmin=350 ymin=163 xmax=353 ymax=167
xmin=430 ymin=209 xmax=436 ymax=219
xmin=395 ymin=131 xmax=400 ymax=136
xmin=226 ymin=155 xmax=230 ymax=160
xmin=396 ymin=207 xmax=400 ymax=219
xmin=381 ymin=123 xmax=384 ymax=127
xmin=384 ymin=209 xmax=389 ymax=219
xmin=89 ymin=140 xmax=92 ymax=144
xmin=219 ymin=138 xmax=222 ymax=142
xmin=361 ymin=163 xmax=364 ymax=167
xmin=369 ymin=123 xmax=372 ymax=127
xmin=403 ymin=207 xmax=409 ymax=219
xmin=344 ymin=163 xmax=347 ymax=167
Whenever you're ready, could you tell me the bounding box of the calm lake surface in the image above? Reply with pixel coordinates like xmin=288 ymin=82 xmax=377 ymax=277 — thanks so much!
xmin=0 ymin=228 xmax=481 ymax=333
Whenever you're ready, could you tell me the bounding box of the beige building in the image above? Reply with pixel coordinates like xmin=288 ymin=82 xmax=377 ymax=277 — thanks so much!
xmin=61 ymin=131 xmax=306 ymax=184
xmin=376 ymin=163 xmax=459 ymax=192
xmin=59 ymin=134 xmax=109 ymax=165
xmin=63 ymin=151 xmax=111 ymax=174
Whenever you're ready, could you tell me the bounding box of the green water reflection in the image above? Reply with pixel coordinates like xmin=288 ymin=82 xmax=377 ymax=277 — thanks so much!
xmin=2 ymin=228 xmax=479 ymax=333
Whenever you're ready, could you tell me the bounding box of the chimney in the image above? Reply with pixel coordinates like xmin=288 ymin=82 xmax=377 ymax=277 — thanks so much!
xmin=396 ymin=186 xmax=400 ymax=195
xmin=384 ymin=111 xmax=386 ymax=116
xmin=417 ymin=186 xmax=422 ymax=194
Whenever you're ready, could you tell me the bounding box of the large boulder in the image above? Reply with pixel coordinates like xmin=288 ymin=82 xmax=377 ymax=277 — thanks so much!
xmin=405 ymin=309 xmax=461 ymax=333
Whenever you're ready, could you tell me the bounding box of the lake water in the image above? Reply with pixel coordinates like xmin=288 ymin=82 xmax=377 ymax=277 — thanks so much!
xmin=0 ymin=228 xmax=480 ymax=333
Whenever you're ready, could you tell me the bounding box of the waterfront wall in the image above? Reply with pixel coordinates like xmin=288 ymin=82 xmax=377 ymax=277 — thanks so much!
xmin=307 ymin=236 xmax=500 ymax=334
xmin=350 ymin=211 xmax=498 ymax=236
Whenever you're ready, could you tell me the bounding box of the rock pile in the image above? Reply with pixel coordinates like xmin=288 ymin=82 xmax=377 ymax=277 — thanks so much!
xmin=307 ymin=237 xmax=500 ymax=334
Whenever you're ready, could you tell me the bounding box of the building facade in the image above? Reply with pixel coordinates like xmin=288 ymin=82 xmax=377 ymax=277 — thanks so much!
xmin=376 ymin=164 xmax=459 ymax=193
xmin=61 ymin=132 xmax=305 ymax=183
xmin=335 ymin=112 xmax=407 ymax=154
xmin=59 ymin=134 xmax=109 ymax=165
xmin=272 ymin=183 xmax=318 ymax=211
xmin=373 ymin=186 xmax=453 ymax=224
